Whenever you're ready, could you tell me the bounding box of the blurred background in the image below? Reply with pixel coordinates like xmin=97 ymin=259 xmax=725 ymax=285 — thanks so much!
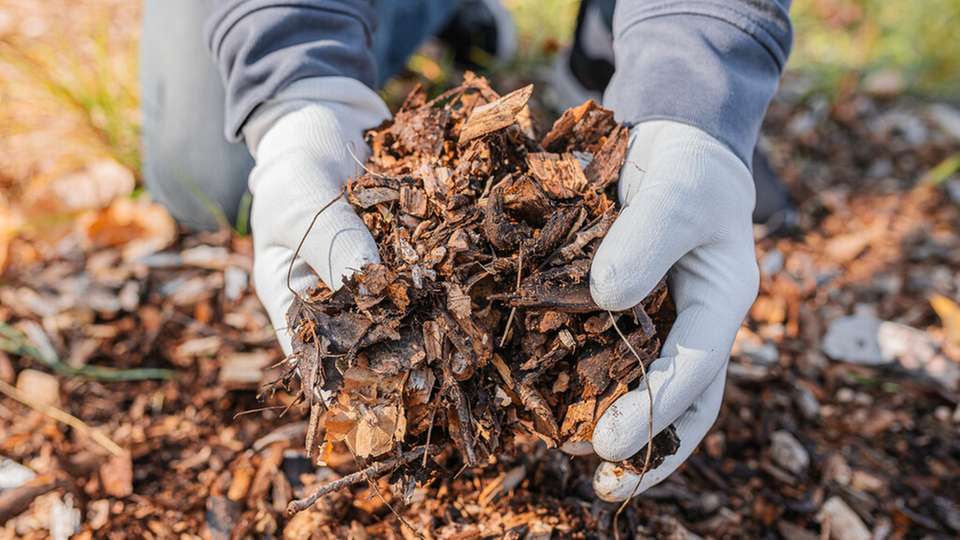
xmin=0 ymin=1 xmax=959 ymax=538
xmin=1 ymin=0 xmax=958 ymax=220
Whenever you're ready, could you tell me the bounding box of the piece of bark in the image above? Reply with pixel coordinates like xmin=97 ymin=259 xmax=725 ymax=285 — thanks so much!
xmin=526 ymin=152 xmax=589 ymax=200
xmin=99 ymin=453 xmax=133 ymax=498
xmin=247 ymin=441 xmax=287 ymax=507
xmin=459 ymin=85 xmax=533 ymax=143
xmin=350 ymin=187 xmax=400 ymax=209
xmin=584 ymin=125 xmax=630 ymax=189
xmin=400 ymin=186 xmax=429 ymax=218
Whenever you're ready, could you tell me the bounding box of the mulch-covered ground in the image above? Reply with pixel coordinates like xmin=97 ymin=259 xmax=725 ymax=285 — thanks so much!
xmin=1 ymin=78 xmax=959 ymax=539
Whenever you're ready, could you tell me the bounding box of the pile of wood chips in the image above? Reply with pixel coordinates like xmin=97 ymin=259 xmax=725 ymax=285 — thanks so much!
xmin=280 ymin=74 xmax=679 ymax=505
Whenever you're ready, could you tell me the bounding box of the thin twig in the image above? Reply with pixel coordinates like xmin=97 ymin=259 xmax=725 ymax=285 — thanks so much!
xmin=608 ymin=311 xmax=655 ymax=540
xmin=287 ymin=445 xmax=431 ymax=515
xmin=346 ymin=142 xmax=391 ymax=179
xmin=422 ymin=402 xmax=440 ymax=468
xmin=286 ymin=190 xmax=346 ymax=299
xmin=498 ymin=247 xmax=523 ymax=348
xmin=232 ymin=405 xmax=287 ymax=420
xmin=0 ymin=379 xmax=124 ymax=457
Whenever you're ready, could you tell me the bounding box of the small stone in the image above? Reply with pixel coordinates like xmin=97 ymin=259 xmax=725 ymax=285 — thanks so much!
xmin=936 ymin=406 xmax=951 ymax=422
xmin=770 ymin=430 xmax=809 ymax=476
xmin=49 ymin=494 xmax=81 ymax=540
xmin=795 ymin=386 xmax=820 ymax=420
xmin=0 ymin=456 xmax=36 ymax=489
xmin=817 ymin=496 xmax=871 ymax=540
xmin=927 ymin=103 xmax=960 ymax=142
xmin=16 ymin=369 xmax=60 ymax=407
xmin=822 ymin=315 xmax=885 ymax=365
xmin=760 ymin=249 xmax=784 ymax=276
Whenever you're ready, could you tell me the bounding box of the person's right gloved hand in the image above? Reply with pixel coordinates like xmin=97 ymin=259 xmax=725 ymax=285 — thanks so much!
xmin=246 ymin=78 xmax=391 ymax=354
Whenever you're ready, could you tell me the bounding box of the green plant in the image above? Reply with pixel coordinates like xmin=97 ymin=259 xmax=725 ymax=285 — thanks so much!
xmin=791 ymin=0 xmax=960 ymax=97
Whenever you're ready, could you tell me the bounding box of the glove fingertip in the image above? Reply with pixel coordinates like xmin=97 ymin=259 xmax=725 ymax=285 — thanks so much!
xmin=560 ymin=440 xmax=595 ymax=456
xmin=593 ymin=462 xmax=640 ymax=502
xmin=592 ymin=392 xmax=647 ymax=462
xmin=307 ymin=224 xmax=381 ymax=290
xmin=589 ymin=257 xmax=628 ymax=311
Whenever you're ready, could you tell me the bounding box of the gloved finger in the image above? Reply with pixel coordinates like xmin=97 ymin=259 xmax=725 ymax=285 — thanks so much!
xmin=590 ymin=123 xmax=755 ymax=312
xmin=289 ymin=202 xmax=381 ymax=290
xmin=592 ymin=239 xmax=758 ymax=462
xmin=253 ymin=244 xmax=318 ymax=355
xmin=560 ymin=440 xmax=595 ymax=456
xmin=590 ymin=185 xmax=704 ymax=310
xmin=593 ymin=362 xmax=727 ymax=501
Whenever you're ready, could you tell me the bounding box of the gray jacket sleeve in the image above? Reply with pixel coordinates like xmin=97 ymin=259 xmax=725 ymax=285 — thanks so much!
xmin=604 ymin=1 xmax=793 ymax=167
xmin=204 ymin=0 xmax=378 ymax=142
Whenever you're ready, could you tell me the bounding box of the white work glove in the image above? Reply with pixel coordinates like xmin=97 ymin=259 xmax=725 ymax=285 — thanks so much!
xmin=246 ymin=78 xmax=391 ymax=354
xmin=584 ymin=121 xmax=759 ymax=501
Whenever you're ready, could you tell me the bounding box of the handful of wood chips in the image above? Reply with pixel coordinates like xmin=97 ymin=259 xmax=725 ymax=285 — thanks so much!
xmin=280 ymin=74 xmax=680 ymax=498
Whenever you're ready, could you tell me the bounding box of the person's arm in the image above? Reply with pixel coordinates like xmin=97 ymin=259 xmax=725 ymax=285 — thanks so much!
xmin=604 ymin=0 xmax=792 ymax=166
xmin=204 ymin=1 xmax=391 ymax=353
xmin=587 ymin=1 xmax=793 ymax=501
xmin=205 ymin=0 xmax=380 ymax=143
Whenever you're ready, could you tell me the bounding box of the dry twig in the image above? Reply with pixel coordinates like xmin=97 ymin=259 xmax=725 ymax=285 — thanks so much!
xmin=0 ymin=379 xmax=125 ymax=457
xmin=287 ymin=445 xmax=432 ymax=515
xmin=608 ymin=311 xmax=655 ymax=540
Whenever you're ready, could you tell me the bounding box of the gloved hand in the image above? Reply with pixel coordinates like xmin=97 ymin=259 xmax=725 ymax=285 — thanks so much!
xmin=246 ymin=78 xmax=391 ymax=354
xmin=584 ymin=120 xmax=759 ymax=501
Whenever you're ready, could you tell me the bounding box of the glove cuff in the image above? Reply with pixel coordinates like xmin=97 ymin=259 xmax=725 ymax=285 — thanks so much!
xmin=243 ymin=76 xmax=390 ymax=157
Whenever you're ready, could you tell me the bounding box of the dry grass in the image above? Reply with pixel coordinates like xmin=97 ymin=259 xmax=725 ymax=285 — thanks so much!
xmin=0 ymin=0 xmax=140 ymax=194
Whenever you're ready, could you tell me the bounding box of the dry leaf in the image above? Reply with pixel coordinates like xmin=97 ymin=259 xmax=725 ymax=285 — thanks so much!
xmin=78 ymin=198 xmax=176 ymax=261
xmin=0 ymin=203 xmax=22 ymax=273
xmin=930 ymin=294 xmax=960 ymax=347
xmin=23 ymin=159 xmax=135 ymax=216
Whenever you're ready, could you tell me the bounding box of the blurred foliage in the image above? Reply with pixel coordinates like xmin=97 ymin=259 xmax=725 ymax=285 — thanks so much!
xmin=789 ymin=0 xmax=960 ymax=97
xmin=505 ymin=0 xmax=579 ymax=66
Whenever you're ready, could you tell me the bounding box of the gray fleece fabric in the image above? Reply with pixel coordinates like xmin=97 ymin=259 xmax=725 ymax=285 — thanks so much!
xmin=205 ymin=0 xmax=792 ymax=166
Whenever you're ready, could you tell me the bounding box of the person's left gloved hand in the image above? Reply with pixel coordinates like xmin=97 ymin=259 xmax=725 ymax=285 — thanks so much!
xmin=575 ymin=120 xmax=759 ymax=501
